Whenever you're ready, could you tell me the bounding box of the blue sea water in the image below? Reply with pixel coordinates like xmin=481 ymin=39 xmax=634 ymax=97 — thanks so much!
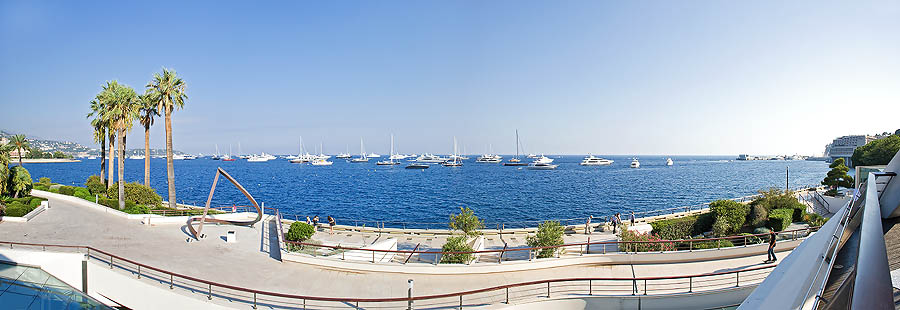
xmin=21 ymin=155 xmax=828 ymax=228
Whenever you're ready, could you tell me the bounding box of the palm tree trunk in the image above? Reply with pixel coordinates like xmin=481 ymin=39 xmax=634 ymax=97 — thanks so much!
xmin=165 ymin=107 xmax=176 ymax=209
xmin=99 ymin=136 xmax=106 ymax=179
xmin=108 ymin=137 xmax=115 ymax=189
xmin=144 ymin=125 xmax=151 ymax=186
xmin=117 ymin=126 xmax=126 ymax=210
xmin=17 ymin=147 xmax=22 ymax=166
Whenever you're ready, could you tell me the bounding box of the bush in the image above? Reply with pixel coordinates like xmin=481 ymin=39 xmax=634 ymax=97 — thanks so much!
xmin=3 ymin=201 xmax=33 ymax=217
xmin=803 ymin=213 xmax=828 ymax=227
xmin=767 ymin=209 xmax=793 ymax=232
xmin=710 ymin=200 xmax=750 ymax=235
xmin=97 ymin=197 xmax=137 ymax=210
xmin=692 ymin=239 xmax=734 ymax=249
xmin=712 ymin=218 xmax=732 ymax=237
xmin=440 ymin=235 xmax=474 ymax=264
xmin=449 ymin=207 xmax=485 ymax=237
xmin=619 ymin=229 xmax=676 ymax=252
xmin=751 ymin=188 xmax=804 ymax=211
xmin=28 ymin=197 xmax=44 ymax=208
xmin=107 ymin=182 xmax=162 ymax=207
xmin=286 ymin=222 xmax=315 ymax=242
xmin=752 ymin=227 xmax=772 ymax=234
xmin=526 ymin=221 xmax=565 ymax=258
xmin=58 ymin=186 xmax=76 ymax=196
xmin=33 ymin=184 xmax=48 ymax=191
xmin=748 ymin=204 xmax=768 ymax=228
xmin=73 ymin=187 xmax=92 ymax=201
xmin=38 ymin=177 xmax=51 ymax=185
xmin=123 ymin=205 xmax=150 ymax=214
xmin=738 ymin=233 xmax=763 ymax=246
xmin=85 ymin=175 xmax=106 ymax=196
xmin=650 ymin=216 xmax=698 ymax=240
xmin=8 ymin=166 xmax=32 ymax=198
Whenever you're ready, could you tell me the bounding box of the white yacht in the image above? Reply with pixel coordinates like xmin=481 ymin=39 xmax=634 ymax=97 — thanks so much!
xmin=475 ymin=154 xmax=502 ymax=163
xmin=533 ymin=155 xmax=554 ymax=164
xmin=389 ymin=154 xmax=409 ymax=160
xmin=526 ymin=154 xmax=538 ymax=159
xmin=247 ymin=155 xmax=269 ymax=162
xmin=172 ymin=154 xmax=186 ymax=160
xmin=350 ymin=138 xmax=369 ymax=163
xmin=311 ymin=158 xmax=333 ymax=166
xmin=416 ymin=153 xmax=447 ymax=163
xmin=377 ymin=134 xmax=401 ymax=166
xmin=442 ymin=137 xmax=463 ymax=167
xmin=666 ymin=158 xmax=674 ymax=166
xmin=87 ymin=156 xmax=97 ymax=160
xmin=630 ymin=158 xmax=640 ymax=168
xmin=183 ymin=154 xmax=197 ymax=160
xmin=129 ymin=155 xmax=145 ymax=160
xmin=526 ymin=162 xmax=558 ymax=170
xmin=580 ymin=155 xmax=613 ymax=166
xmin=336 ymin=153 xmax=352 ymax=159
xmin=367 ymin=153 xmax=381 ymax=158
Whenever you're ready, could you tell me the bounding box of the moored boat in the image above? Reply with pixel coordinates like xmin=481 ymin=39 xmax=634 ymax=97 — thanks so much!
xmin=580 ymin=155 xmax=613 ymax=166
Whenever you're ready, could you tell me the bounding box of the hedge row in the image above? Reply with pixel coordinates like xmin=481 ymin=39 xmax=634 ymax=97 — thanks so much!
xmin=1 ymin=196 xmax=45 ymax=217
xmin=768 ymin=209 xmax=793 ymax=232
xmin=649 ymin=212 xmax=715 ymax=239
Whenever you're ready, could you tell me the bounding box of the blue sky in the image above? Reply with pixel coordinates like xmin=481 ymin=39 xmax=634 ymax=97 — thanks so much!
xmin=1 ymin=1 xmax=898 ymax=155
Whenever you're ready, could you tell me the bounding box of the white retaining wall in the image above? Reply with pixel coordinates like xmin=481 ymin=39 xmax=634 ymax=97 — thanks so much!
xmin=0 ymin=201 xmax=48 ymax=222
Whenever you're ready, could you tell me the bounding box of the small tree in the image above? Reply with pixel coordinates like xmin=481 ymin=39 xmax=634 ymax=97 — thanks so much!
xmin=822 ymin=158 xmax=853 ymax=196
xmin=440 ymin=235 xmax=474 ymax=264
xmin=526 ymin=220 xmax=565 ymax=258
xmin=449 ymin=207 xmax=485 ymax=237
xmin=851 ymin=135 xmax=900 ymax=167
xmin=8 ymin=166 xmax=32 ymax=198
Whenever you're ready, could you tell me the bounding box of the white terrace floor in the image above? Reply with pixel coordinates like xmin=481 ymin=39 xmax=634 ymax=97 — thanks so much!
xmin=0 ymin=195 xmax=790 ymax=309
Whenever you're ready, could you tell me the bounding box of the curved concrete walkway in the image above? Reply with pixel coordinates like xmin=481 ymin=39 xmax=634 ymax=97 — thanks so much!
xmin=0 ymin=194 xmax=793 ymax=309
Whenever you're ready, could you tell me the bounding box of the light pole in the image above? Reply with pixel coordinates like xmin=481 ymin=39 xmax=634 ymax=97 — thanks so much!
xmin=408 ymin=279 xmax=414 ymax=310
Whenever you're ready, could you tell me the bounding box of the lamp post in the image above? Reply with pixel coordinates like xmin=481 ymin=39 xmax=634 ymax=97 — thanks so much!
xmin=408 ymin=279 xmax=414 ymax=310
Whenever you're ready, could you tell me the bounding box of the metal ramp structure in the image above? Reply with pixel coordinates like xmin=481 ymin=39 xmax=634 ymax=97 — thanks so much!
xmin=740 ymin=150 xmax=900 ymax=310
xmin=187 ymin=167 xmax=263 ymax=240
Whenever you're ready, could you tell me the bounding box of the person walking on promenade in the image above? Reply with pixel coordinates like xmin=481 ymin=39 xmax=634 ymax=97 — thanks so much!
xmin=585 ymin=215 xmax=593 ymax=235
xmin=327 ymin=216 xmax=336 ymax=235
xmin=312 ymin=215 xmax=320 ymax=229
xmin=766 ymin=229 xmax=777 ymax=263
xmin=610 ymin=214 xmax=617 ymax=234
xmin=306 ymin=216 xmax=312 ymax=225
xmin=630 ymin=211 xmax=636 ymax=225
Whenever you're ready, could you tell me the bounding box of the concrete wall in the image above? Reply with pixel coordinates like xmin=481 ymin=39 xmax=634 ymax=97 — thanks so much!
xmin=0 ymin=201 xmax=48 ymax=223
xmin=500 ymin=286 xmax=754 ymax=310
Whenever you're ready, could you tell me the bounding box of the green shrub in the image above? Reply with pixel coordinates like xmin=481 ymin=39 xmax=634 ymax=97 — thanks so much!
xmin=32 ymin=184 xmax=48 ymax=191
xmin=619 ymin=230 xmax=676 ymax=252
xmin=107 ymin=182 xmax=162 ymax=207
xmin=650 ymin=216 xmax=698 ymax=240
xmin=286 ymin=222 xmax=316 ymax=242
xmin=28 ymin=197 xmax=44 ymax=208
xmin=123 ymin=205 xmax=150 ymax=214
xmin=3 ymin=201 xmax=33 ymax=217
xmin=692 ymin=239 xmax=734 ymax=249
xmin=97 ymin=197 xmax=137 ymax=210
xmin=803 ymin=213 xmax=828 ymax=227
xmin=526 ymin=221 xmax=565 ymax=258
xmin=712 ymin=218 xmax=732 ymax=237
xmin=440 ymin=235 xmax=474 ymax=264
xmin=748 ymin=204 xmax=768 ymax=228
xmin=73 ymin=187 xmax=92 ymax=201
xmin=767 ymin=209 xmax=793 ymax=232
xmin=58 ymin=186 xmax=76 ymax=196
xmin=38 ymin=177 xmax=51 ymax=185
xmin=8 ymin=166 xmax=32 ymax=198
xmin=710 ymin=200 xmax=750 ymax=235
xmin=449 ymin=207 xmax=485 ymax=237
xmin=694 ymin=212 xmax=715 ymax=234
xmin=85 ymin=175 xmax=106 ymax=196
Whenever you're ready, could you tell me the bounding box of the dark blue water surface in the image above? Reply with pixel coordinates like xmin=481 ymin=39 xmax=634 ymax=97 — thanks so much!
xmin=22 ymin=156 xmax=828 ymax=227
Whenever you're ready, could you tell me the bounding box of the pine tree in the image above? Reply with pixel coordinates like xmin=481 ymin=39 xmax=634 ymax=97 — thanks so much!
xmin=821 ymin=158 xmax=854 ymax=196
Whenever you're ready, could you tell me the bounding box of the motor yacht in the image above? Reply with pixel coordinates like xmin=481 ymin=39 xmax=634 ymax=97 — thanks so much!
xmin=336 ymin=153 xmax=352 ymax=159
xmin=247 ymin=155 xmax=270 ymax=162
xmin=311 ymin=159 xmax=333 ymax=166
xmin=526 ymin=163 xmax=558 ymax=170
xmin=416 ymin=153 xmax=447 ymax=163
xmin=183 ymin=154 xmax=197 ymax=160
xmin=87 ymin=156 xmax=97 ymax=160
xmin=666 ymin=158 xmax=674 ymax=166
xmin=526 ymin=154 xmax=538 ymax=159
xmin=630 ymin=158 xmax=640 ymax=168
xmin=172 ymin=154 xmax=186 ymax=160
xmin=367 ymin=153 xmax=381 ymax=158
xmin=129 ymin=155 xmax=145 ymax=160
xmin=405 ymin=163 xmax=430 ymax=169
xmin=475 ymin=154 xmax=502 ymax=163
xmin=533 ymin=155 xmax=554 ymax=164
xmin=580 ymin=155 xmax=613 ymax=166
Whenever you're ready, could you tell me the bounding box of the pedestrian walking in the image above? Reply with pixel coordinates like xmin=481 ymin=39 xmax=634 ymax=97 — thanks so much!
xmin=585 ymin=215 xmax=593 ymax=235
xmin=327 ymin=216 xmax=336 ymax=235
xmin=305 ymin=216 xmax=311 ymax=225
xmin=766 ymin=229 xmax=777 ymax=263
xmin=630 ymin=211 xmax=635 ymax=225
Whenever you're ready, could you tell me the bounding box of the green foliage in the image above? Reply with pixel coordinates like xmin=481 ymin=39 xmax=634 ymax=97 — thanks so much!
xmin=38 ymin=177 xmax=51 ymax=185
xmin=821 ymin=158 xmax=854 ymax=193
xmin=58 ymin=186 xmax=76 ymax=196
xmin=440 ymin=235 xmax=474 ymax=264
xmin=753 ymin=227 xmax=772 ymax=234
xmin=73 ymin=187 xmax=92 ymax=201
xmin=618 ymin=229 xmax=676 ymax=252
xmin=8 ymin=166 xmax=32 ymax=198
xmin=3 ymin=201 xmax=32 ymax=217
xmin=107 ymin=182 xmax=162 ymax=207
xmin=650 ymin=216 xmax=698 ymax=240
xmin=28 ymin=197 xmax=44 ymax=208
xmin=123 ymin=204 xmax=150 ymax=214
xmin=851 ymin=135 xmax=900 ymax=167
xmin=97 ymin=197 xmax=137 ymax=211
xmin=32 ymin=184 xmax=48 ymax=191
xmin=449 ymin=207 xmax=484 ymax=237
xmin=748 ymin=204 xmax=768 ymax=228
xmin=803 ymin=213 xmax=828 ymax=227
xmin=739 ymin=233 xmax=763 ymax=245
xmin=694 ymin=212 xmax=715 ymax=234
xmin=692 ymin=239 xmax=734 ymax=249
xmin=767 ymin=209 xmax=793 ymax=232
xmin=526 ymin=221 xmax=565 ymax=258
xmin=710 ymin=200 xmax=750 ymax=236
xmin=85 ymin=175 xmax=106 ymax=196
xmin=286 ymin=222 xmax=316 ymax=242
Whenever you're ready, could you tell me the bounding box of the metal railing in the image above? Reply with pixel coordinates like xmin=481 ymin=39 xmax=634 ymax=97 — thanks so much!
xmin=0 ymin=240 xmax=777 ymax=309
xmin=801 ymin=197 xmax=853 ymax=309
xmin=851 ymin=172 xmax=895 ymax=309
xmin=282 ymin=227 xmax=818 ymax=265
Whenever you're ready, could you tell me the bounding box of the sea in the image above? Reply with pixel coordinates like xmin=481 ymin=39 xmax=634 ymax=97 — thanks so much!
xmin=21 ymin=155 xmax=829 ymax=229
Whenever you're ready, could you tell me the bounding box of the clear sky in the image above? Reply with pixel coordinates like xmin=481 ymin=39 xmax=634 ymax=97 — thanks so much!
xmin=1 ymin=1 xmax=898 ymax=156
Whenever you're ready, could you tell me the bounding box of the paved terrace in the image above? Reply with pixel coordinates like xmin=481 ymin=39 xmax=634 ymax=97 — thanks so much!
xmin=0 ymin=194 xmax=798 ymax=309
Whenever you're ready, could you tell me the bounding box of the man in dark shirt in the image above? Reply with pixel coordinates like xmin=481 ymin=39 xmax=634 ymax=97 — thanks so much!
xmin=767 ymin=229 xmax=777 ymax=263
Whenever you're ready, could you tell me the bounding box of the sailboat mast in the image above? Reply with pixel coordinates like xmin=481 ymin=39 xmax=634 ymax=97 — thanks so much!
xmin=515 ymin=129 xmax=520 ymax=159
xmin=390 ymin=134 xmax=395 ymax=163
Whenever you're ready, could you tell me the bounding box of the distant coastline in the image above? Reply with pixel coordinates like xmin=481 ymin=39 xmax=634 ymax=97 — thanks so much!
xmin=15 ymin=158 xmax=81 ymax=164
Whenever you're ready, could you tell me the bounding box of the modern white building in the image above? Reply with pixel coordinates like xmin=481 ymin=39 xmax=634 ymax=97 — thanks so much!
xmin=826 ymin=135 xmax=878 ymax=166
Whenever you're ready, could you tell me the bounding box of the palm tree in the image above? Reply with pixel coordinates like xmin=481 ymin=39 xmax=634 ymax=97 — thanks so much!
xmin=0 ymin=142 xmax=10 ymax=196
xmin=138 ymin=92 xmax=159 ymax=186
xmin=104 ymin=81 xmax=139 ymax=210
xmin=96 ymin=82 xmax=118 ymax=190
xmin=88 ymin=99 xmax=108 ymax=180
xmin=146 ymin=68 xmax=187 ymax=209
xmin=9 ymin=135 xmax=28 ymax=167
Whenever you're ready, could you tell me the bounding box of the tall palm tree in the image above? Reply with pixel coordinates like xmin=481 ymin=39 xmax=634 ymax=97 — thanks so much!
xmin=97 ymin=83 xmax=118 ymax=190
xmin=0 ymin=142 xmax=10 ymax=196
xmin=146 ymin=68 xmax=187 ymax=209
xmin=138 ymin=92 xmax=159 ymax=186
xmin=88 ymin=99 xmax=108 ymax=179
xmin=9 ymin=135 xmax=28 ymax=167
xmin=106 ymin=81 xmax=139 ymax=210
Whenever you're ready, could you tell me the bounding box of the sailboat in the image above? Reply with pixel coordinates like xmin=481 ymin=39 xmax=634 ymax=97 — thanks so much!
xmin=211 ymin=144 xmax=221 ymax=160
xmin=377 ymin=134 xmax=401 ymax=165
xmin=442 ymin=137 xmax=463 ymax=167
xmin=350 ymin=138 xmax=369 ymax=162
xmin=222 ymin=144 xmax=235 ymax=161
xmin=311 ymin=142 xmax=333 ymax=166
xmin=504 ymin=129 xmax=528 ymax=166
xmin=336 ymin=145 xmax=352 ymax=159
xmin=475 ymin=144 xmax=502 ymax=163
